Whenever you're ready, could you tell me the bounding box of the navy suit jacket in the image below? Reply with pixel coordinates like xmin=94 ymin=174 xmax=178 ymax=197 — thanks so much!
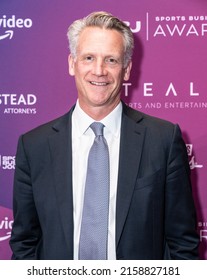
xmin=10 ymin=103 xmax=199 ymax=259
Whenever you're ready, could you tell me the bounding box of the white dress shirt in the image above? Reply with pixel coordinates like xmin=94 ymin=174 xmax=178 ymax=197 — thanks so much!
xmin=72 ymin=100 xmax=122 ymax=260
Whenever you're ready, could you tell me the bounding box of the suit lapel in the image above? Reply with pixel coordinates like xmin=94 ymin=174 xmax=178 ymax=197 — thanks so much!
xmin=116 ymin=105 xmax=146 ymax=247
xmin=48 ymin=109 xmax=74 ymax=255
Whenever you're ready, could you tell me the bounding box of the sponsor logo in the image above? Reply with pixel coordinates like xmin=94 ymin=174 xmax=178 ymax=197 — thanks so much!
xmin=124 ymin=20 xmax=141 ymax=33
xmin=0 ymin=93 xmax=36 ymax=105
xmin=0 ymin=155 xmax=15 ymax=170
xmin=0 ymin=15 xmax=32 ymax=41
xmin=123 ymin=82 xmax=207 ymax=110
xmin=0 ymin=217 xmax=13 ymax=242
xmin=0 ymin=93 xmax=37 ymax=114
xmin=186 ymin=144 xmax=203 ymax=170
xmin=124 ymin=14 xmax=207 ymax=40
xmin=123 ymin=82 xmax=201 ymax=97
xmin=198 ymin=222 xmax=207 ymax=242
xmin=152 ymin=14 xmax=207 ymax=39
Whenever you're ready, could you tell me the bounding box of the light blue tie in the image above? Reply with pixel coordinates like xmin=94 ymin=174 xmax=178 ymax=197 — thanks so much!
xmin=79 ymin=122 xmax=110 ymax=260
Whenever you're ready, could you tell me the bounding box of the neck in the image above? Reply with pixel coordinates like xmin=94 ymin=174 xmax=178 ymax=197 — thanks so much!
xmin=79 ymin=100 xmax=121 ymax=121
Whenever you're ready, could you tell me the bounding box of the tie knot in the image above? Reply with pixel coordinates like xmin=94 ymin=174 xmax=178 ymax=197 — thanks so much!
xmin=90 ymin=122 xmax=104 ymax=136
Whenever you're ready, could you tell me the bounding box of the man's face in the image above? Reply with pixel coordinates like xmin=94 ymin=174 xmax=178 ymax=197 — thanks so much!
xmin=68 ymin=27 xmax=132 ymax=114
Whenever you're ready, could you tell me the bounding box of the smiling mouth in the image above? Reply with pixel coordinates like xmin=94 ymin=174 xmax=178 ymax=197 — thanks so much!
xmin=90 ymin=81 xmax=109 ymax=86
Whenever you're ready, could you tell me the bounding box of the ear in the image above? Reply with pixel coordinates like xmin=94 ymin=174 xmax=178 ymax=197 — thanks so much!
xmin=68 ymin=54 xmax=75 ymax=76
xmin=123 ymin=61 xmax=132 ymax=81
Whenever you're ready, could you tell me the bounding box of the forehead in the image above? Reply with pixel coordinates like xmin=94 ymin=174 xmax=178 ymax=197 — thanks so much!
xmin=77 ymin=27 xmax=125 ymax=55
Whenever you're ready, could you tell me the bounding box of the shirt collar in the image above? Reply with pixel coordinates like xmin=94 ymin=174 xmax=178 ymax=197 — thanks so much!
xmin=72 ymin=100 xmax=122 ymax=137
xmin=101 ymin=102 xmax=122 ymax=138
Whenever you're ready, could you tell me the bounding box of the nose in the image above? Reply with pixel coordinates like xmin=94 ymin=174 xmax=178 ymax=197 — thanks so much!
xmin=92 ymin=58 xmax=107 ymax=76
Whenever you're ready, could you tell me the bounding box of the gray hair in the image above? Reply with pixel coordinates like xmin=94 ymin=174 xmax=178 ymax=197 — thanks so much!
xmin=67 ymin=11 xmax=134 ymax=67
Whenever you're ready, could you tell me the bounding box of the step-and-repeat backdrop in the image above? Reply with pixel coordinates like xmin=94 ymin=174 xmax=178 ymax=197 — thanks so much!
xmin=0 ymin=0 xmax=207 ymax=259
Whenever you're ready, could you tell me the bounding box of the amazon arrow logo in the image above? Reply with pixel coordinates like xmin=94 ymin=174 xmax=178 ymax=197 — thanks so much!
xmin=0 ymin=232 xmax=11 ymax=242
xmin=0 ymin=15 xmax=32 ymax=41
xmin=0 ymin=30 xmax=13 ymax=40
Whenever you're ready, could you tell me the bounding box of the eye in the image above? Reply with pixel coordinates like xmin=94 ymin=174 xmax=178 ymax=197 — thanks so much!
xmin=84 ymin=55 xmax=94 ymax=62
xmin=105 ymin=57 xmax=118 ymax=65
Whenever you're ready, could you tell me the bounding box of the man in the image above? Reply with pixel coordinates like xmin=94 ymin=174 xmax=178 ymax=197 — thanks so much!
xmin=10 ymin=11 xmax=199 ymax=259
